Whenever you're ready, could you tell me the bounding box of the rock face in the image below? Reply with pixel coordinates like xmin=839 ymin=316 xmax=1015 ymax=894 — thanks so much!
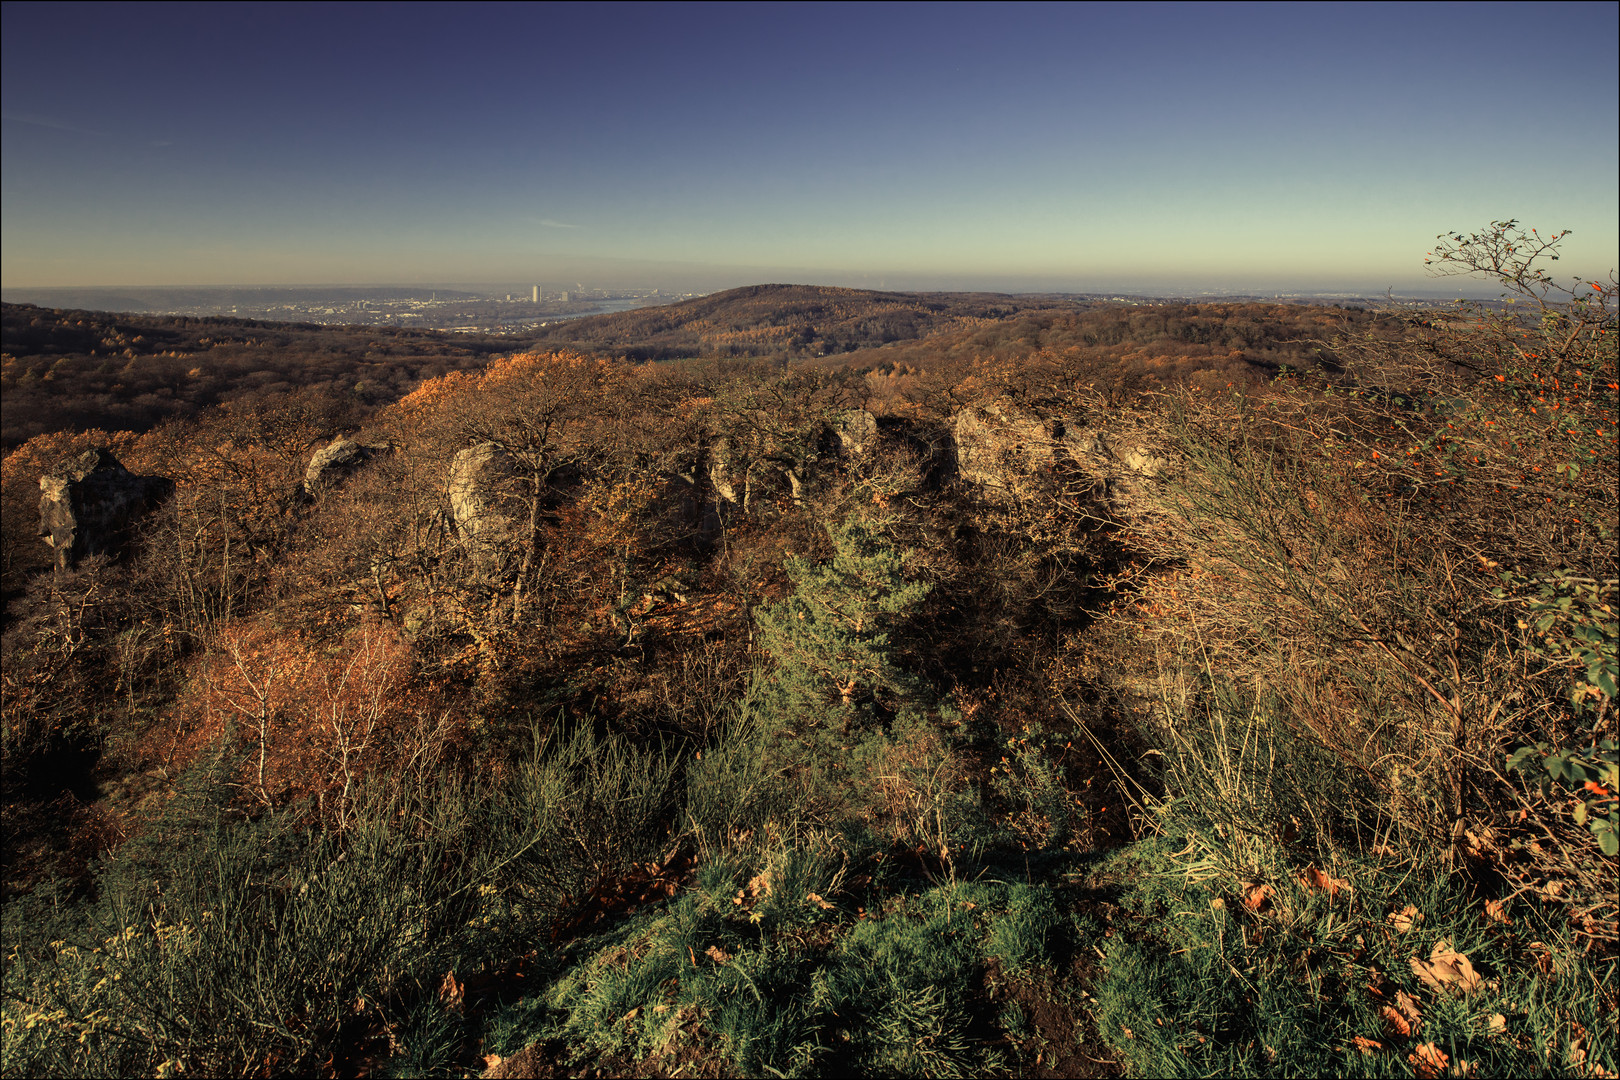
xmin=953 ymin=405 xmax=1054 ymax=493
xmin=302 ymin=436 xmax=388 ymax=497
xmin=708 ymin=438 xmax=742 ymax=507
xmin=447 ymin=442 xmax=516 ymax=569
xmin=951 ymin=405 xmax=1164 ymax=504
xmin=38 ymin=449 xmax=173 ymax=572
xmin=832 ymin=409 xmax=879 ymax=456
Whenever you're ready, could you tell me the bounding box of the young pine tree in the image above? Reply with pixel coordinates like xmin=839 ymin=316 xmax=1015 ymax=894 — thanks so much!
xmin=751 ymin=520 xmax=931 ymax=735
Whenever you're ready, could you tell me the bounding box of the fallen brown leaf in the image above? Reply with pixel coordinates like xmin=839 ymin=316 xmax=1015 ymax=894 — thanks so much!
xmin=1395 ymin=990 xmax=1424 ymax=1029
xmin=1463 ymin=827 xmax=1499 ymax=858
xmin=1301 ymin=865 xmax=1350 ymax=899
xmin=1380 ymin=1005 xmax=1413 ymax=1039
xmin=705 ymin=945 xmax=730 ymax=964
xmin=1410 ymin=940 xmax=1483 ymax=995
xmin=1241 ymin=881 xmax=1275 ymax=912
xmin=1388 ymin=905 xmax=1424 ymax=933
xmin=1483 ymin=898 xmax=1512 ymax=924
xmin=1409 ymin=1041 xmax=1449 ymax=1079
xmin=1352 ymin=1034 xmax=1384 ymax=1055
xmin=439 ymin=971 xmax=464 ymax=1012
xmin=1487 ymin=1013 xmax=1507 ymax=1036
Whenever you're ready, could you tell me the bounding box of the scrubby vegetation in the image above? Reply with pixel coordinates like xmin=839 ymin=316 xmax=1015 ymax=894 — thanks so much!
xmin=2 ymin=223 xmax=1615 ymax=1078
xmin=0 ymin=306 xmax=517 ymax=449
xmin=520 ymin=284 xmax=1081 ymax=362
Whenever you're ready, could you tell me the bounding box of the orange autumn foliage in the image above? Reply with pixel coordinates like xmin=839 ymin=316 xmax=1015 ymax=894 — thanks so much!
xmin=165 ymin=620 xmax=445 ymax=813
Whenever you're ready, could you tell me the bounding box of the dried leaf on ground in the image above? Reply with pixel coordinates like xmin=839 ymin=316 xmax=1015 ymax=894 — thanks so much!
xmin=1301 ymin=865 xmax=1350 ymax=899
xmin=1410 ymin=940 xmax=1483 ymax=995
xmin=705 ymin=945 xmax=730 ymax=963
xmin=1483 ymin=898 xmax=1512 ymax=924
xmin=439 ymin=971 xmax=464 ymax=1011
xmin=1388 ymin=905 xmax=1424 ymax=933
xmin=1351 ymin=1035 xmax=1383 ymax=1055
xmin=1380 ymin=1005 xmax=1413 ymax=1039
xmin=1409 ymin=1041 xmax=1449 ymax=1079
xmin=1241 ymin=881 xmax=1275 ymax=911
xmin=1391 ymin=989 xmax=1424 ymax=1033
xmin=1487 ymin=1013 xmax=1508 ymax=1036
xmin=1464 ymin=827 xmax=1500 ymax=858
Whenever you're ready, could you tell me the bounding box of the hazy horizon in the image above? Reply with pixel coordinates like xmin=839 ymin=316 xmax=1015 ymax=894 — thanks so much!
xmin=4 ymin=2 xmax=1616 ymax=293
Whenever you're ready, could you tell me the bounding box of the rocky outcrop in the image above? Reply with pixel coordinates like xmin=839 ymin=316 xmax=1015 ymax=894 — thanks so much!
xmin=302 ymin=436 xmax=388 ymax=497
xmin=448 ymin=442 xmax=516 ymax=570
xmin=708 ymin=438 xmax=743 ymax=507
xmin=951 ymin=405 xmax=1164 ymax=505
xmin=832 ymin=409 xmax=879 ymax=456
xmin=38 ymin=449 xmax=173 ymax=572
xmin=953 ymin=405 xmax=1054 ymax=492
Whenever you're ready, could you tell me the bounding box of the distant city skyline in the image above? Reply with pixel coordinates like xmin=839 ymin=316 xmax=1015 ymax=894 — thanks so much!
xmin=3 ymin=1 xmax=1616 ymax=294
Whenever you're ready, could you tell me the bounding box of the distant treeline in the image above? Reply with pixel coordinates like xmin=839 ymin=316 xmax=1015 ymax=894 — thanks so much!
xmin=1 ymin=305 xmax=510 ymax=448
xmin=522 ymin=283 xmax=1088 ymax=360
xmin=809 ymin=301 xmax=1390 ymax=402
xmin=2 ymin=293 xmax=1392 ymax=450
xmin=0 ymin=286 xmax=484 ymax=313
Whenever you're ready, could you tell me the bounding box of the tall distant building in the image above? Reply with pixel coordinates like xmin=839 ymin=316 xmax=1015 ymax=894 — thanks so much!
xmin=560 ymin=291 xmax=570 ymax=302
xmin=532 ymin=285 xmax=540 ymax=303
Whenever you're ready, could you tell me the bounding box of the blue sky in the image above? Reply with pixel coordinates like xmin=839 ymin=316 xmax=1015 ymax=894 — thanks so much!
xmin=3 ymin=1 xmax=1616 ymax=292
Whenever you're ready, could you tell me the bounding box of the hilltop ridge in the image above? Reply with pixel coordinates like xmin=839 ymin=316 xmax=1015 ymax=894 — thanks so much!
xmin=521 ymin=282 xmax=1086 ymax=359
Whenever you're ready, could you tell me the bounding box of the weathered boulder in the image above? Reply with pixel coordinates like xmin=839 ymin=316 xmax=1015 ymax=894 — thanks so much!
xmin=1113 ymin=444 xmax=1164 ymax=477
xmin=952 ymin=405 xmax=1164 ymax=506
xmin=38 ymin=449 xmax=173 ymax=572
xmin=302 ymin=435 xmax=388 ymax=497
xmin=447 ymin=442 xmax=516 ymax=568
xmin=952 ymin=404 xmax=1057 ymax=494
xmin=832 ymin=409 xmax=879 ymax=456
xmin=708 ymin=438 xmax=742 ymax=506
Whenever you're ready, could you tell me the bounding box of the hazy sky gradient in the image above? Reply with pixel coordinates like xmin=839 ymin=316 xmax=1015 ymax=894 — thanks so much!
xmin=3 ymin=1 xmax=1616 ymax=292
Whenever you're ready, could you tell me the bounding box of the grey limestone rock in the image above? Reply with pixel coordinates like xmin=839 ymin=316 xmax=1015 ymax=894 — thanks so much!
xmin=38 ymin=449 xmax=173 ymax=572
xmin=952 ymin=404 xmax=1056 ymax=493
xmin=951 ymin=405 xmax=1163 ymax=506
xmin=832 ymin=408 xmax=879 ymax=456
xmin=447 ymin=442 xmax=516 ymax=568
xmin=302 ymin=436 xmax=388 ymax=497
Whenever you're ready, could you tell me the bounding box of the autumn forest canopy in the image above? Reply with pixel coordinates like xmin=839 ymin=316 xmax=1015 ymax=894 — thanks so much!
xmin=1 ymin=227 xmax=1616 ymax=1078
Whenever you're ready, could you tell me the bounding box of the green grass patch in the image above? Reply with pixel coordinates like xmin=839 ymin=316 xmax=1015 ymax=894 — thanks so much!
xmin=1094 ymin=841 xmax=1617 ymax=1077
xmin=485 ymin=873 xmax=1086 ymax=1078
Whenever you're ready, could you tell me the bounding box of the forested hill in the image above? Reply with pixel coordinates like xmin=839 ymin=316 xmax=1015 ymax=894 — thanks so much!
xmin=2 ymin=295 xmax=1389 ymax=451
xmin=808 ymin=301 xmax=1387 ymax=400
xmin=521 ymin=283 xmax=1084 ymax=360
xmin=1 ymin=304 xmax=511 ymax=448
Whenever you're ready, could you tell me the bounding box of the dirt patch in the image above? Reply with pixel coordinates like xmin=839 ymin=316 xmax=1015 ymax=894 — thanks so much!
xmin=986 ymin=958 xmax=1122 ymax=1078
